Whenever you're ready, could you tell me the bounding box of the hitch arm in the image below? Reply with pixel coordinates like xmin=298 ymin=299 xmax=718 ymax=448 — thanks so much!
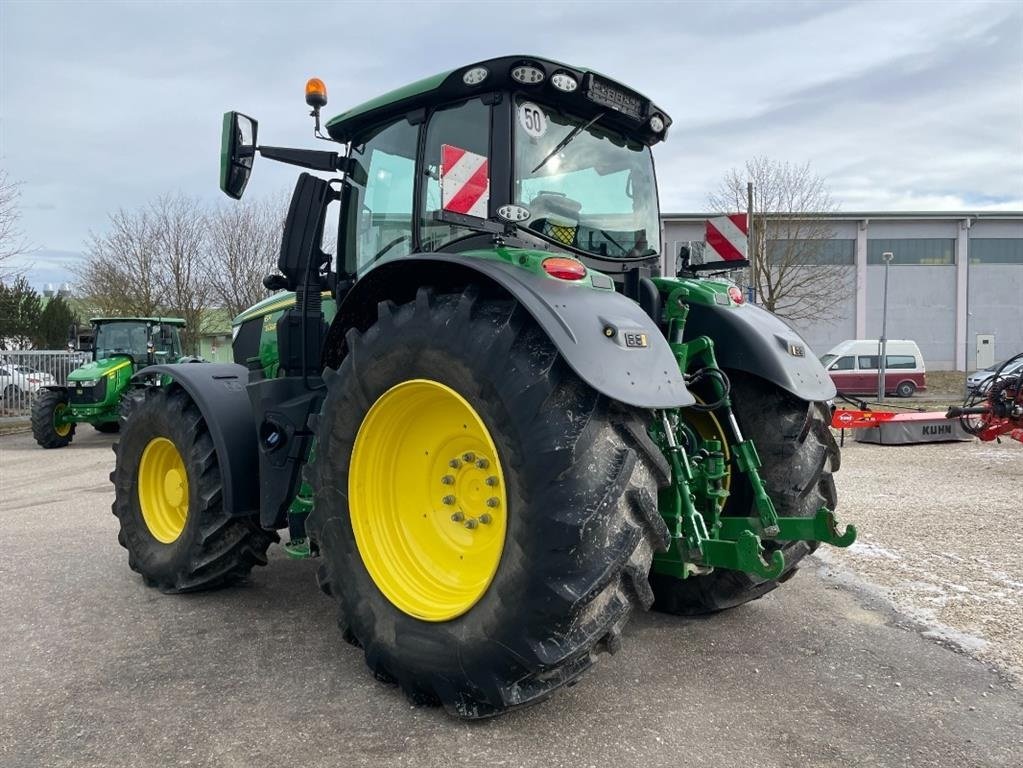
xmin=718 ymin=508 xmax=858 ymax=548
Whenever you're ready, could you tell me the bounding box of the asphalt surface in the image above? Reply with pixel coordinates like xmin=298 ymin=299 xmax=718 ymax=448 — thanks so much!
xmin=1 ymin=428 xmax=1021 ymax=768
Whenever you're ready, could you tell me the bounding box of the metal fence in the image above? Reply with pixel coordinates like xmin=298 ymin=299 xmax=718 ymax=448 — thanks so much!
xmin=0 ymin=350 xmax=84 ymax=417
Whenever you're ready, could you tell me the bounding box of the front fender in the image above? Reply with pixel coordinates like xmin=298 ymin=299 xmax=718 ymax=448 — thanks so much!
xmin=133 ymin=363 xmax=259 ymax=517
xmin=325 ymin=254 xmax=694 ymax=409
xmin=683 ymin=301 xmax=836 ymax=402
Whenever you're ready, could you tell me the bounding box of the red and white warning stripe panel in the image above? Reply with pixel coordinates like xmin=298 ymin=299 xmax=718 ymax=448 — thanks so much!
xmin=704 ymin=213 xmax=748 ymax=262
xmin=441 ymin=144 xmax=489 ymax=218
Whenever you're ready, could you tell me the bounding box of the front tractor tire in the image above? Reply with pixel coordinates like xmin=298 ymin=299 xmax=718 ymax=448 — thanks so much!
xmin=649 ymin=373 xmax=840 ymax=615
xmin=31 ymin=388 xmax=75 ymax=448
xmin=111 ymin=387 xmax=277 ymax=593
xmin=307 ymin=287 xmax=669 ymax=718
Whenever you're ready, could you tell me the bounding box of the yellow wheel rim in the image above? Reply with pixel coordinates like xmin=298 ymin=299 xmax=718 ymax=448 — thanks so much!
xmin=682 ymin=405 xmax=732 ymax=492
xmin=53 ymin=403 xmax=71 ymax=437
xmin=137 ymin=437 xmax=189 ymax=544
xmin=349 ymin=379 xmax=508 ymax=622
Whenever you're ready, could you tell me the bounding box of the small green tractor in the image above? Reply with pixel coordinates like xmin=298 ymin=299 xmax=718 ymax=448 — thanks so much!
xmin=32 ymin=317 xmax=185 ymax=448
xmin=111 ymin=57 xmax=854 ymax=718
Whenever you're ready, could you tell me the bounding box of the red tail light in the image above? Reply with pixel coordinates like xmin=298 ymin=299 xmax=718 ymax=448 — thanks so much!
xmin=542 ymin=257 xmax=587 ymax=281
xmin=727 ymin=286 xmax=745 ymax=304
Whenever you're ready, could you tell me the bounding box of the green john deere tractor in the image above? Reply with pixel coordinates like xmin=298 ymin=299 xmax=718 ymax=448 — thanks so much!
xmin=111 ymin=57 xmax=854 ymax=718
xmin=32 ymin=317 xmax=186 ymax=448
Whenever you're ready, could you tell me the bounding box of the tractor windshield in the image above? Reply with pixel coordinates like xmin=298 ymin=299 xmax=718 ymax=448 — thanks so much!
xmin=514 ymin=97 xmax=660 ymax=260
xmin=93 ymin=321 xmax=182 ymax=362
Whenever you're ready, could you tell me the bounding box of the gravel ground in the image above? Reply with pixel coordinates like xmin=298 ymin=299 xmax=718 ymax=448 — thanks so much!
xmin=2 ymin=428 xmax=1022 ymax=767
xmin=819 ymin=434 xmax=1023 ymax=682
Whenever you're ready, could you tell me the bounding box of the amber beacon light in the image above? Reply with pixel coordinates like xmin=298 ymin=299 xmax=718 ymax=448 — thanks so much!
xmin=305 ymin=78 xmax=328 ymax=108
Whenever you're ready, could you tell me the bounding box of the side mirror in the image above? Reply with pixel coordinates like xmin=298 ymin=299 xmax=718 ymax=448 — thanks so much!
xmin=220 ymin=111 xmax=258 ymax=200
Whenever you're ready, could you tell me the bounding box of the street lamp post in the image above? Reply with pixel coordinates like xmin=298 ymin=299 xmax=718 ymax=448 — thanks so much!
xmin=877 ymin=251 xmax=894 ymax=402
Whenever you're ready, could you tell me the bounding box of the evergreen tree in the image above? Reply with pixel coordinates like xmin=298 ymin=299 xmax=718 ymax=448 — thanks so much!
xmin=34 ymin=294 xmax=79 ymax=349
xmin=0 ymin=276 xmax=42 ymax=349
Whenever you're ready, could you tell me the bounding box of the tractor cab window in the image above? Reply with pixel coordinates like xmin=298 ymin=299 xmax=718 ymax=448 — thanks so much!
xmin=93 ymin=321 xmax=182 ymax=361
xmin=513 ymin=98 xmax=660 ymax=261
xmin=344 ymin=118 xmax=418 ymax=275
xmin=93 ymin=322 xmax=151 ymax=361
xmin=420 ymin=99 xmax=491 ymax=252
xmin=152 ymin=324 xmax=183 ymax=358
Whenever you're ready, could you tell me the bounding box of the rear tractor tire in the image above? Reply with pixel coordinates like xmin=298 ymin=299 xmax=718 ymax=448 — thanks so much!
xmin=649 ymin=372 xmax=840 ymax=615
xmin=31 ymin=388 xmax=75 ymax=448
xmin=110 ymin=386 xmax=277 ymax=593
xmin=307 ymin=287 xmax=669 ymax=718
xmin=93 ymin=421 xmax=120 ymax=433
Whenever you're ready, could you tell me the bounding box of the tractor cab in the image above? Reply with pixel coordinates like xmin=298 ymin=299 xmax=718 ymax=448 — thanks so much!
xmin=90 ymin=317 xmax=185 ymax=364
xmin=221 ymin=56 xmax=671 ymax=290
xmin=325 ymin=57 xmax=668 ymax=282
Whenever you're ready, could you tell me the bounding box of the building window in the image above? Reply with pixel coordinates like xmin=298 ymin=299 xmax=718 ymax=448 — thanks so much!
xmin=867 ymin=238 xmax=954 ymax=265
xmin=968 ymin=238 xmax=1023 ymax=264
xmin=766 ymin=239 xmax=855 ymax=265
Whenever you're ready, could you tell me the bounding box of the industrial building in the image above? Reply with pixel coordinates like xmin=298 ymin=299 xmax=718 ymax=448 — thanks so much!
xmin=660 ymin=212 xmax=1023 ymax=371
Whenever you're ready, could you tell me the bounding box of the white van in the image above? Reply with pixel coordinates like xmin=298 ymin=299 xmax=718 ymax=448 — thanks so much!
xmin=819 ymin=340 xmax=927 ymax=398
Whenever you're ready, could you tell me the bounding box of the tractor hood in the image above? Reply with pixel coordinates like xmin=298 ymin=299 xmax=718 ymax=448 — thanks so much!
xmin=67 ymin=356 xmax=133 ymax=383
xmin=233 ymin=290 xmax=334 ymax=326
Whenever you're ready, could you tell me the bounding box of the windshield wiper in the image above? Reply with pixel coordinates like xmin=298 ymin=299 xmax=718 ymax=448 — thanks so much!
xmin=530 ymin=112 xmax=605 ymax=174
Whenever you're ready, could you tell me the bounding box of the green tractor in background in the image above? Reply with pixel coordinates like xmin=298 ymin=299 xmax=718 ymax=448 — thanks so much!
xmin=111 ymin=57 xmax=854 ymax=718
xmin=32 ymin=317 xmax=186 ymax=448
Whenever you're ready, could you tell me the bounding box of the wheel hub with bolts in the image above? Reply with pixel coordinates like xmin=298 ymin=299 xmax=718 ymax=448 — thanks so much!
xmin=348 ymin=379 xmax=508 ymax=622
xmin=441 ymin=451 xmax=500 ymax=531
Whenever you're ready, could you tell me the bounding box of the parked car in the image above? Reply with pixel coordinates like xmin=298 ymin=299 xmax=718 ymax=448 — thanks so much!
xmin=820 ymin=339 xmax=926 ymax=398
xmin=966 ymin=356 xmax=1023 ymax=393
xmin=0 ymin=363 xmax=58 ymax=400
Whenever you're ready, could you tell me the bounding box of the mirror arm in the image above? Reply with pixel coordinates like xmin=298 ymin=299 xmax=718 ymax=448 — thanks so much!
xmin=257 ymin=145 xmax=351 ymax=173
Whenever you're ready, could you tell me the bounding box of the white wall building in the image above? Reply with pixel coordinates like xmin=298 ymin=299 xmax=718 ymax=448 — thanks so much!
xmin=660 ymin=211 xmax=1023 ymax=370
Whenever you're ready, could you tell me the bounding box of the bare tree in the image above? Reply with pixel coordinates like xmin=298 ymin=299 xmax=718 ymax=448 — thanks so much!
xmin=78 ymin=195 xmax=213 ymax=354
xmin=151 ymin=194 xmax=213 ymax=353
xmin=79 ymin=206 xmax=164 ymax=316
xmin=708 ymin=156 xmax=853 ymax=323
xmin=206 ymin=195 xmax=286 ymax=318
xmin=0 ymin=169 xmax=32 ymax=279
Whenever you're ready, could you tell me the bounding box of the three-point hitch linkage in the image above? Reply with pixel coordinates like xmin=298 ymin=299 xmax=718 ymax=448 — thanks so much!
xmin=651 ymin=280 xmax=856 ymax=582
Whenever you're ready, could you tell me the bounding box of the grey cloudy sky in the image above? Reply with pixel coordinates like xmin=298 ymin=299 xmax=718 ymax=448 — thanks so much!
xmin=2 ymin=0 xmax=1021 ymax=288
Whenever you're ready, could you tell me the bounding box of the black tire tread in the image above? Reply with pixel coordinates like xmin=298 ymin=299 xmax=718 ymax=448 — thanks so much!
xmin=110 ymin=386 xmax=277 ymax=593
xmin=306 ymin=287 xmax=669 ymax=718
xmin=31 ymin=389 xmax=75 ymax=448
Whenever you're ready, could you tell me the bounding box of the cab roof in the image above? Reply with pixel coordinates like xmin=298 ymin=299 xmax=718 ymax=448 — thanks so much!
xmin=325 ymin=55 xmax=671 ymax=146
xmin=90 ymin=317 xmax=186 ymax=326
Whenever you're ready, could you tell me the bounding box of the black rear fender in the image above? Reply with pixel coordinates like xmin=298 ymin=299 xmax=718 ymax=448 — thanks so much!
xmin=132 ymin=364 xmax=260 ymax=518
xmin=323 ymin=254 xmax=694 ymax=409
xmin=682 ymin=301 xmax=836 ymax=402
